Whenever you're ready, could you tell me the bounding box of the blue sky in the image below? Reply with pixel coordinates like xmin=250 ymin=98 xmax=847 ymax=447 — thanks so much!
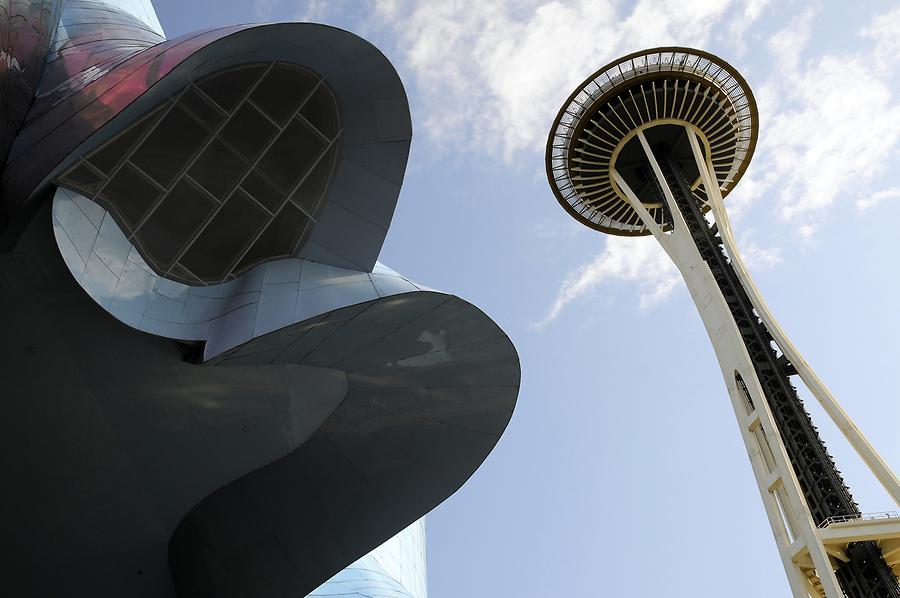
xmin=151 ymin=1 xmax=900 ymax=596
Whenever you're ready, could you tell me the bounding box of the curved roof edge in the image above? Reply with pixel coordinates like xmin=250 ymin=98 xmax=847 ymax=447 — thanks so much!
xmin=7 ymin=180 xmax=521 ymax=598
xmin=170 ymin=291 xmax=520 ymax=596
xmin=545 ymin=46 xmax=758 ymax=236
xmin=4 ymin=22 xmax=412 ymax=273
xmin=309 ymin=519 xmax=427 ymax=598
xmin=51 ymin=187 xmax=430 ymax=360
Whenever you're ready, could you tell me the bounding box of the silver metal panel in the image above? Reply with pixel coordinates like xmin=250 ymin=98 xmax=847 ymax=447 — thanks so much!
xmin=51 ymin=187 xmax=431 ymax=359
xmin=101 ymin=0 xmax=165 ymax=36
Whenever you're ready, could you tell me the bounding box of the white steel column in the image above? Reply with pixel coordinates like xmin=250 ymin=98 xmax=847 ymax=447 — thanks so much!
xmin=610 ymin=128 xmax=852 ymax=597
xmin=684 ymin=128 xmax=900 ymax=507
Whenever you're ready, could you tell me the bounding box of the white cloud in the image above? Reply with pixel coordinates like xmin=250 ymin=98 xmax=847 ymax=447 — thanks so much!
xmin=732 ymin=7 xmax=900 ymax=226
xmin=764 ymin=56 xmax=900 ymax=221
xmin=765 ymin=10 xmax=813 ymax=72
xmin=374 ymin=0 xmax=747 ymax=158
xmin=529 ymin=221 xmax=583 ymax=240
xmin=254 ymin=0 xmax=278 ymax=20
xmin=863 ymin=5 xmax=900 ymax=64
xmin=529 ymin=235 xmax=680 ymax=329
xmin=739 ymin=239 xmax=781 ymax=269
xmin=293 ymin=0 xmax=332 ymax=22
xmin=728 ymin=0 xmax=772 ymax=51
xmin=856 ymin=187 xmax=900 ymax=212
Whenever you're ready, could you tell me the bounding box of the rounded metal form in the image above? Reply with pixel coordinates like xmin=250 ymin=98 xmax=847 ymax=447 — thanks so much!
xmin=546 ymin=47 xmax=758 ymax=236
xmin=56 ymin=61 xmax=341 ymax=285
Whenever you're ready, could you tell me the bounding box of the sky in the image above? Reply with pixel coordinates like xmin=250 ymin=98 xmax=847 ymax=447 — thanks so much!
xmin=150 ymin=1 xmax=900 ymax=596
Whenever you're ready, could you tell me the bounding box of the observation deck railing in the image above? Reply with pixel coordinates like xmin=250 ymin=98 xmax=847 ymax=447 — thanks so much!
xmin=817 ymin=511 xmax=900 ymax=528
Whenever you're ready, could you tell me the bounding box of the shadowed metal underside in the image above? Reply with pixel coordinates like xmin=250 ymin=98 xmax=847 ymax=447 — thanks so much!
xmin=546 ymin=47 xmax=756 ymax=236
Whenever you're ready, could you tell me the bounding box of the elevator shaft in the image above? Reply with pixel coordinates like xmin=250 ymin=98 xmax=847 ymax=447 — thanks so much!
xmin=645 ymin=144 xmax=900 ymax=597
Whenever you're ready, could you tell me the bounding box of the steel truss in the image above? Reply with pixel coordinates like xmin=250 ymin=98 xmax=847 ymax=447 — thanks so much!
xmin=611 ymin=124 xmax=900 ymax=597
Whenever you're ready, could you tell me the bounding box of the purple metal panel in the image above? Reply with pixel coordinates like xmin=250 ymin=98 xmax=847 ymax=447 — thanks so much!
xmin=0 ymin=25 xmax=251 ymax=245
xmin=0 ymin=0 xmax=63 ymax=167
xmin=2 ymin=16 xmax=412 ymax=276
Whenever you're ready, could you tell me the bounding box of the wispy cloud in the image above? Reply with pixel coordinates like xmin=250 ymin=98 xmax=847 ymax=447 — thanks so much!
xmin=529 ymin=236 xmax=680 ymax=330
xmin=292 ymin=0 xmax=334 ymax=22
xmin=856 ymin=187 xmax=900 ymax=212
xmin=863 ymin=5 xmax=900 ymax=64
xmin=740 ymin=239 xmax=782 ymax=269
xmin=736 ymin=7 xmax=900 ymax=224
xmin=728 ymin=0 xmax=773 ymax=53
xmin=254 ymin=0 xmax=278 ymax=21
xmin=529 ymin=221 xmax=583 ymax=241
xmin=373 ymin=0 xmax=753 ymax=158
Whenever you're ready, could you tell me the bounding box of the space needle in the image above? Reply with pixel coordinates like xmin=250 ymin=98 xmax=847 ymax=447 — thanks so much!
xmin=545 ymin=47 xmax=900 ymax=597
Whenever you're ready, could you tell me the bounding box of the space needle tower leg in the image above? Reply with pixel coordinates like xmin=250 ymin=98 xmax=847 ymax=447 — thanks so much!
xmin=545 ymin=46 xmax=900 ymax=598
xmin=612 ymin=126 xmax=896 ymax=598
xmin=683 ymin=129 xmax=900 ymax=507
xmin=610 ymin=137 xmax=838 ymax=597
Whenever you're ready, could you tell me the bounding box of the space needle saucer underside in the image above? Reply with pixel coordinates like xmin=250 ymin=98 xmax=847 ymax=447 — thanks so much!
xmin=546 ymin=47 xmax=758 ymax=236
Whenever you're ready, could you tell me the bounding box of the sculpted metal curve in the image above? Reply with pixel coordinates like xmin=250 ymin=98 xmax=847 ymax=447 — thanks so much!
xmin=0 ymin=2 xmax=520 ymax=597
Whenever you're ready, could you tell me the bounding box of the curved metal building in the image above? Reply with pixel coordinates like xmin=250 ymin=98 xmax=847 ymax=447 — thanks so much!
xmin=0 ymin=2 xmax=520 ymax=597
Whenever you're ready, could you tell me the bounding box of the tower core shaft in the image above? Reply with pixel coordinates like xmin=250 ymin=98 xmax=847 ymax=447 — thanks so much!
xmin=644 ymin=136 xmax=898 ymax=596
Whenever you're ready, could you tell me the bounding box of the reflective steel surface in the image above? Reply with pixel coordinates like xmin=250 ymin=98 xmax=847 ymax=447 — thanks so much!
xmin=0 ymin=0 xmax=63 ymax=168
xmin=52 ymin=187 xmax=428 ymax=359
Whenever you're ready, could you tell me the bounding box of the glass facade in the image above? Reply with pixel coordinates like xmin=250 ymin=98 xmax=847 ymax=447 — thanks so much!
xmin=56 ymin=62 xmax=341 ymax=284
xmin=308 ymin=520 xmax=427 ymax=598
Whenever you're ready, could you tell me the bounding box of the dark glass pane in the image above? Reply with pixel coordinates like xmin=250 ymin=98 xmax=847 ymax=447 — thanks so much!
xmin=290 ymin=145 xmax=337 ymax=216
xmin=241 ymin=169 xmax=282 ymax=212
xmin=188 ymin=139 xmax=246 ymax=199
xmin=257 ymin=118 xmax=326 ymax=193
xmin=220 ymin=103 xmax=277 ymax=162
xmin=235 ymin=204 xmax=309 ymax=274
xmin=98 ymin=163 xmax=162 ymax=229
xmin=198 ymin=64 xmax=266 ymax=113
xmin=179 ymin=189 xmax=269 ymax=281
xmin=300 ymin=85 xmax=338 ymax=138
xmin=134 ymin=179 xmax=216 ymax=270
xmin=168 ymin=263 xmax=200 ymax=284
xmin=250 ymin=63 xmax=318 ymax=126
xmin=59 ymin=163 xmax=105 ymax=196
xmin=88 ymin=108 xmax=160 ymax=174
xmin=131 ymin=105 xmax=209 ymax=187
xmin=178 ymin=87 xmax=224 ymax=131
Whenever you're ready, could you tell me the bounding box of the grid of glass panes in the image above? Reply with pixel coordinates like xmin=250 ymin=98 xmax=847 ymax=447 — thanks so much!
xmin=56 ymin=61 xmax=340 ymax=285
